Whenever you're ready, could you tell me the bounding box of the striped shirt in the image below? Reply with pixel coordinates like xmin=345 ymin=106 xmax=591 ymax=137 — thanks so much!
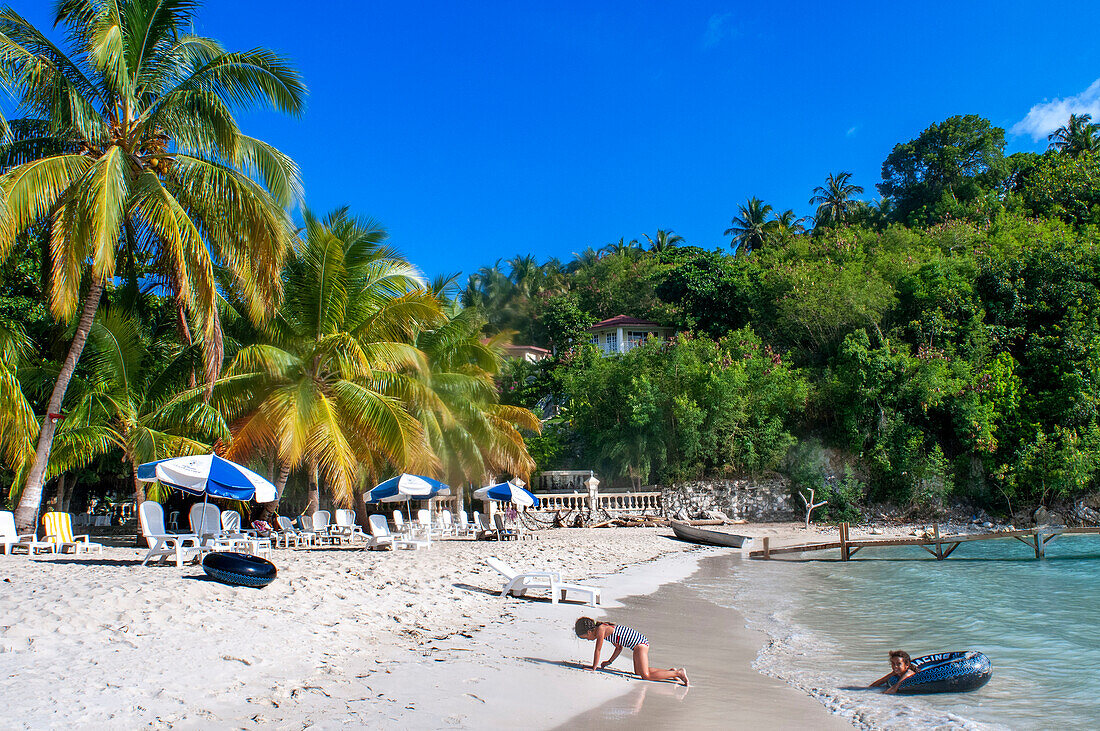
xmin=608 ymin=625 xmax=648 ymax=649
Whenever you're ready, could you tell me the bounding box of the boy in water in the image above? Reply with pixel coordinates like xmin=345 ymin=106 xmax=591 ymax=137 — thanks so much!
xmin=870 ymin=650 xmax=917 ymax=694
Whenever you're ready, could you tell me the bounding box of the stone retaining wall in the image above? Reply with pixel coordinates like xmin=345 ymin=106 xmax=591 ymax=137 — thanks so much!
xmin=661 ymin=474 xmax=796 ymax=521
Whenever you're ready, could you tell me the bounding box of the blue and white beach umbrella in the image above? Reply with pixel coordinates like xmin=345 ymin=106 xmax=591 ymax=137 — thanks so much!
xmin=473 ymin=481 xmax=540 ymax=508
xmin=137 ymin=454 xmax=277 ymax=502
xmin=366 ymin=474 xmax=452 ymax=503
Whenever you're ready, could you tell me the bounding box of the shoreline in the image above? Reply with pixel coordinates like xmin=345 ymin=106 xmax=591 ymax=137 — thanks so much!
xmin=0 ymin=523 xmax=910 ymax=728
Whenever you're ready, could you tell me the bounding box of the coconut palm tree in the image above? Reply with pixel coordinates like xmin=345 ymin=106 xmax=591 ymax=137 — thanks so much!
xmin=44 ymin=311 xmax=229 ymax=506
xmin=0 ymin=1 xmax=304 ymax=531
xmin=568 ymin=246 xmax=602 ymax=273
xmin=217 ymin=209 xmax=441 ymax=512
xmin=724 ymin=197 xmax=775 ymax=254
xmin=1047 ymin=113 xmax=1100 ymax=157
xmin=643 ymin=229 xmax=684 ymax=253
xmin=410 ymin=308 xmax=540 ymax=490
xmin=0 ymin=322 xmax=36 ymax=488
xmin=600 ymin=237 xmax=642 ymax=258
xmin=772 ymin=210 xmax=807 ymax=237
xmin=809 ymin=171 xmax=864 ymax=227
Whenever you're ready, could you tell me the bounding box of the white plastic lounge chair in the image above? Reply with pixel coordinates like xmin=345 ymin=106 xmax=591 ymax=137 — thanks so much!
xmin=139 ymin=502 xmax=209 ymax=567
xmin=455 ymin=509 xmax=475 ymax=537
xmin=439 ymin=510 xmax=457 ymax=537
xmin=474 ymin=511 xmax=497 ymax=540
xmin=275 ymin=516 xmax=309 ymax=547
xmin=334 ymin=509 xmax=368 ymax=542
xmin=312 ymin=510 xmax=342 ymax=545
xmin=494 ymin=513 xmax=519 ymax=541
xmin=43 ymin=511 xmax=103 ymax=554
xmin=221 ymin=511 xmax=271 ymax=557
xmin=1 ymin=510 xmax=55 ymax=555
xmin=367 ymin=514 xmax=428 ymax=550
xmin=417 ymin=509 xmax=443 ymax=540
xmin=392 ymin=510 xmax=408 ymax=536
xmin=486 ymin=557 xmax=601 ymax=607
xmin=189 ymin=504 xmax=247 ymax=551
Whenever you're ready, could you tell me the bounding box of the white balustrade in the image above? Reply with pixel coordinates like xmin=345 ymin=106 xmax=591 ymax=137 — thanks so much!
xmin=532 ymin=490 xmax=662 ymax=515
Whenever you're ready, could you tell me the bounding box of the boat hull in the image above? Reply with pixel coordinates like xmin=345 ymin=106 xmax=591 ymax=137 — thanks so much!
xmin=670 ymin=521 xmax=750 ymax=548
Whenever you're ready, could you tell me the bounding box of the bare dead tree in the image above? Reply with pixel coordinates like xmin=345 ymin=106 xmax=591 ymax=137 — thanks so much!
xmin=799 ymin=488 xmax=828 ymax=528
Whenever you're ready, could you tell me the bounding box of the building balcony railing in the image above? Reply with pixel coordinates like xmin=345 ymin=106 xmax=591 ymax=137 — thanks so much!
xmin=532 ymin=490 xmax=662 ymax=515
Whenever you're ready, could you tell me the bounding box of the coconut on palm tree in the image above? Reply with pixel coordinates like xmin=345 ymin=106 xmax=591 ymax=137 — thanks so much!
xmin=809 ymin=171 xmax=864 ymax=227
xmin=724 ymin=197 xmax=776 ymax=254
xmin=1047 ymin=113 xmax=1100 ymax=157
xmin=0 ymin=1 xmax=304 ymax=530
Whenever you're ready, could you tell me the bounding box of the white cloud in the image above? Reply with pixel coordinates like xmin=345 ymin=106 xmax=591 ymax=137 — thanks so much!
xmin=702 ymin=13 xmax=733 ymax=50
xmin=1011 ymin=79 xmax=1100 ymax=140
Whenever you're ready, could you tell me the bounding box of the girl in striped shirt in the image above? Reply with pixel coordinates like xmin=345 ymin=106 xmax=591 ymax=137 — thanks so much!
xmin=574 ymin=617 xmax=689 ymax=685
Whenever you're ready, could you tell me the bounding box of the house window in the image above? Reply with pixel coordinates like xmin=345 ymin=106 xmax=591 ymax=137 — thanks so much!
xmin=605 ymin=332 xmax=617 ymax=351
xmin=627 ymin=330 xmax=648 ymax=342
xmin=589 ymin=334 xmax=598 ymax=345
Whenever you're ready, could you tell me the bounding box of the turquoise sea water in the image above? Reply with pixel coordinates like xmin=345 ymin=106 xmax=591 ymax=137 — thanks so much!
xmin=707 ymin=536 xmax=1100 ymax=729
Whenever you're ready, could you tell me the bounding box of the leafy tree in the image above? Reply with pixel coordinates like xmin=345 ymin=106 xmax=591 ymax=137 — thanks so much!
xmin=724 ymin=197 xmax=776 ymax=254
xmin=1011 ymin=150 xmax=1100 ymax=226
xmin=879 ymin=115 xmax=1006 ymax=225
xmin=0 ymin=1 xmax=304 ymax=531
xmin=531 ymin=292 xmax=595 ymax=353
xmin=809 ymin=171 xmax=864 ymax=227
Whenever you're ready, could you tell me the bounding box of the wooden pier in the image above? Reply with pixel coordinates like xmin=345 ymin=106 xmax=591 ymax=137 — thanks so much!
xmin=749 ymin=523 xmax=1100 ymax=560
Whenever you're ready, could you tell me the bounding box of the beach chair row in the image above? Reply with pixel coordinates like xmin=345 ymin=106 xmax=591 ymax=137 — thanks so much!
xmin=1 ymin=510 xmax=106 ymax=556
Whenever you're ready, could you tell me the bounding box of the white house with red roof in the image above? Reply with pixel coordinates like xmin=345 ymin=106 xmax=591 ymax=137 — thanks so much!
xmin=586 ymin=315 xmax=675 ymax=355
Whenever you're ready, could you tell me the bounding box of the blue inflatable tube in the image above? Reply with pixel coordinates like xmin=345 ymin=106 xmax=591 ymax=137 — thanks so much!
xmin=202 ymin=552 xmax=278 ymax=588
xmin=887 ymin=651 xmax=992 ymax=694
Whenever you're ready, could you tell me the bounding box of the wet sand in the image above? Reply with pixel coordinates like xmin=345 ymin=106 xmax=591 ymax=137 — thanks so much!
xmin=557 ymin=550 xmax=851 ymax=729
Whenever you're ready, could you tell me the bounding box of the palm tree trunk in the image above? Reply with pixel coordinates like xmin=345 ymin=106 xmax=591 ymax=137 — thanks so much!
xmin=354 ymin=490 xmax=369 ymax=530
xmin=131 ymin=465 xmax=146 ymax=508
xmin=306 ymin=462 xmax=319 ymax=515
xmin=55 ymin=473 xmax=67 ymax=514
xmin=14 ymin=278 xmax=104 ymax=532
xmin=274 ymin=462 xmax=291 ymax=498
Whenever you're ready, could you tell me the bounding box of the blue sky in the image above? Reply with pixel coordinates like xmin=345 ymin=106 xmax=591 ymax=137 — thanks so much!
xmin=15 ymin=1 xmax=1100 ymax=281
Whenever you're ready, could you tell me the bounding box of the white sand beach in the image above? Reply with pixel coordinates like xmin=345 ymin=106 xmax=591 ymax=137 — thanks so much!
xmin=0 ymin=524 xmax=909 ymax=729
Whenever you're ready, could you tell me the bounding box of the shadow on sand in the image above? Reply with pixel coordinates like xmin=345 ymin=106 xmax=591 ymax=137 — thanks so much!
xmin=521 ymin=657 xmax=685 ymax=685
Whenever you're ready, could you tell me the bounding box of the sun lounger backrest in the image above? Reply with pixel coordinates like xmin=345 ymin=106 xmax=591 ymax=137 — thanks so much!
xmin=1 ymin=510 xmax=19 ymax=541
xmin=459 ymin=509 xmax=469 ymax=527
xmin=477 ymin=512 xmax=491 ymax=530
xmin=417 ymin=509 xmax=431 ymax=527
xmin=393 ymin=510 xmax=405 ymax=529
xmin=299 ymin=514 xmax=315 ymax=531
xmin=441 ymin=510 xmax=453 ymax=529
xmin=313 ymin=510 xmax=331 ymax=530
xmin=190 ymin=503 xmax=220 ymax=534
xmin=368 ymin=514 xmax=391 ymax=538
xmin=276 ymin=516 xmax=295 ymax=532
xmin=43 ymin=512 xmax=75 ymax=544
xmin=221 ymin=510 xmax=242 ymax=532
xmin=139 ymin=501 xmax=166 ymax=547
xmin=486 ymin=556 xmax=516 ymax=580
xmin=334 ymin=509 xmax=353 ymax=528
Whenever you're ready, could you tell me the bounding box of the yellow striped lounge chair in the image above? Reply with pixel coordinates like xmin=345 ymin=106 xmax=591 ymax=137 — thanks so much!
xmin=43 ymin=511 xmax=104 ymax=554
